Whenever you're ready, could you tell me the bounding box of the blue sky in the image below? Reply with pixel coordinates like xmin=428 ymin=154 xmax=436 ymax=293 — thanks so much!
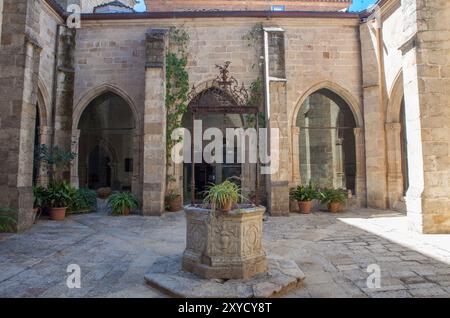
xmin=349 ymin=0 xmax=377 ymax=12
xmin=134 ymin=0 xmax=378 ymax=13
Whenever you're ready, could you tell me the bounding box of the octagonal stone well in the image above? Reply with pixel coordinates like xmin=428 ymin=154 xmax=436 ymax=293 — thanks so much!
xmin=182 ymin=205 xmax=268 ymax=280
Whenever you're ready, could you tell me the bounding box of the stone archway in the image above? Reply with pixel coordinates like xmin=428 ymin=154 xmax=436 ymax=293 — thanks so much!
xmin=290 ymin=81 xmax=365 ymax=206
xmin=72 ymin=87 xmax=140 ymax=195
xmin=386 ymin=71 xmax=408 ymax=211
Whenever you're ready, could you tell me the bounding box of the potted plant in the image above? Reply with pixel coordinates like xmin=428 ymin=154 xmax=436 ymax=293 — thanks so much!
xmin=69 ymin=188 xmax=97 ymax=214
xmin=165 ymin=190 xmax=182 ymax=212
xmin=33 ymin=185 xmax=47 ymax=214
xmin=47 ymin=181 xmax=76 ymax=221
xmin=319 ymin=188 xmax=348 ymax=213
xmin=108 ymin=192 xmax=139 ymax=216
xmin=203 ymin=180 xmax=241 ymax=212
xmin=0 ymin=207 xmax=16 ymax=232
xmin=290 ymin=183 xmax=318 ymax=214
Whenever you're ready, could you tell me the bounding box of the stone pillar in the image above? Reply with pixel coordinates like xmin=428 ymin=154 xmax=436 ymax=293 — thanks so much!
xmin=291 ymin=126 xmax=301 ymax=185
xmin=360 ymin=21 xmax=389 ymax=210
xmin=385 ymin=122 xmax=404 ymax=209
xmin=142 ymin=28 xmax=168 ymax=216
xmin=266 ymin=82 xmax=290 ymax=216
xmin=401 ymin=0 xmax=450 ymax=233
xmin=70 ymin=129 xmax=80 ymax=188
xmin=0 ymin=0 xmax=42 ymax=231
xmin=132 ymin=132 xmax=142 ymax=202
xmin=353 ymin=128 xmax=366 ymax=207
xmin=54 ymin=26 xmax=76 ymax=181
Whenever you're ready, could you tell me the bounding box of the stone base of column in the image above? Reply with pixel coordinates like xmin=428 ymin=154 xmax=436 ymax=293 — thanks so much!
xmin=268 ymin=181 xmax=290 ymax=216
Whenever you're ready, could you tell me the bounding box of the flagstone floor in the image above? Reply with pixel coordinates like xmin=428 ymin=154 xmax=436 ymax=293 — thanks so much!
xmin=1 ymin=208 xmax=450 ymax=298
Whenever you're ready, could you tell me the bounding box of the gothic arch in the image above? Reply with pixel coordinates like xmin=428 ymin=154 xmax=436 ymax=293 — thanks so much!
xmin=291 ymin=81 xmax=363 ymax=130
xmin=386 ymin=70 xmax=404 ymax=123
xmin=73 ymin=84 xmax=141 ymax=132
xmin=290 ymin=81 xmax=365 ymax=205
xmin=385 ymin=70 xmax=408 ymax=211
xmin=37 ymin=77 xmax=50 ymax=127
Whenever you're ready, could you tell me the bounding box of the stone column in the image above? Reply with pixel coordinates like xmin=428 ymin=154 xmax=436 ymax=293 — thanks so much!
xmin=0 ymin=0 xmax=43 ymax=231
xmin=401 ymin=0 xmax=450 ymax=233
xmin=54 ymin=26 xmax=76 ymax=181
xmin=142 ymin=29 xmax=168 ymax=216
xmin=132 ymin=132 xmax=142 ymax=202
xmin=266 ymin=82 xmax=290 ymax=216
xmin=385 ymin=122 xmax=403 ymax=209
xmin=70 ymin=129 xmax=80 ymax=188
xmin=353 ymin=128 xmax=366 ymax=207
xmin=291 ymin=126 xmax=301 ymax=185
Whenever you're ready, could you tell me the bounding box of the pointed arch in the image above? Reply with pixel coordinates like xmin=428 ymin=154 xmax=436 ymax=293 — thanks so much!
xmin=291 ymin=80 xmax=363 ymax=129
xmin=37 ymin=77 xmax=50 ymax=127
xmin=73 ymin=84 xmax=141 ymax=132
xmin=386 ymin=70 xmax=404 ymax=123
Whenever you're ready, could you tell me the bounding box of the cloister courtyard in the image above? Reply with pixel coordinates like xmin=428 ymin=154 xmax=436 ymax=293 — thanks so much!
xmin=1 ymin=209 xmax=450 ymax=298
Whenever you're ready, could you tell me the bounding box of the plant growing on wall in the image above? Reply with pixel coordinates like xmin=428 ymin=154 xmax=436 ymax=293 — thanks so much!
xmin=165 ymin=27 xmax=190 ymax=194
xmin=243 ymin=24 xmax=265 ymax=128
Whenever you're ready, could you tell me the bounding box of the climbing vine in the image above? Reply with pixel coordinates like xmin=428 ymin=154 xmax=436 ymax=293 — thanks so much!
xmin=242 ymin=23 xmax=265 ymax=128
xmin=165 ymin=27 xmax=190 ymax=168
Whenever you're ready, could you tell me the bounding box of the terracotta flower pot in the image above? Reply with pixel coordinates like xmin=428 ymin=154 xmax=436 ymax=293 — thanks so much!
xmin=220 ymin=200 xmax=233 ymax=213
xmin=50 ymin=207 xmax=67 ymax=221
xmin=33 ymin=207 xmax=39 ymax=214
xmin=168 ymin=196 xmax=182 ymax=212
xmin=97 ymin=187 xmax=112 ymax=199
xmin=298 ymin=200 xmax=313 ymax=214
xmin=328 ymin=202 xmax=341 ymax=213
xmin=122 ymin=207 xmax=131 ymax=216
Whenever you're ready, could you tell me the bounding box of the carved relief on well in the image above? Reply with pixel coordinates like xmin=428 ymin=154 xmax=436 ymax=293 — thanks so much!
xmin=182 ymin=206 xmax=268 ymax=280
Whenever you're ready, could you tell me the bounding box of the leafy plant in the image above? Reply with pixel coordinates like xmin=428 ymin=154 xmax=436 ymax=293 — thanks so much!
xmin=203 ymin=181 xmax=242 ymax=211
xmin=36 ymin=144 xmax=77 ymax=182
xmin=318 ymin=188 xmax=348 ymax=204
xmin=69 ymin=188 xmax=97 ymax=213
xmin=47 ymin=181 xmax=76 ymax=208
xmin=291 ymin=183 xmax=319 ymax=202
xmin=165 ymin=190 xmax=180 ymax=202
xmin=0 ymin=207 xmax=16 ymax=232
xmin=33 ymin=185 xmax=48 ymax=209
xmin=108 ymin=192 xmax=139 ymax=216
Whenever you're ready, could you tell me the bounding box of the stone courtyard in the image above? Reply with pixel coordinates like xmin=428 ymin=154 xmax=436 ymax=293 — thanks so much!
xmin=1 ymin=209 xmax=450 ymax=298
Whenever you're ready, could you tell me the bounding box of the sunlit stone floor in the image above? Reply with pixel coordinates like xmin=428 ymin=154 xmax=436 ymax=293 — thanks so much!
xmin=1 ymin=208 xmax=450 ymax=298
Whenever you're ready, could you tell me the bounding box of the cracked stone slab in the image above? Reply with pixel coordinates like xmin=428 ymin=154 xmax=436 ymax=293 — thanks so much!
xmin=144 ymin=255 xmax=305 ymax=298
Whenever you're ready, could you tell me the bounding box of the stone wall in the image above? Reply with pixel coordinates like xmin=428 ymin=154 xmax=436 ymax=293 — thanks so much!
xmin=0 ymin=0 xmax=60 ymax=231
xmin=402 ymin=0 xmax=450 ymax=233
xmin=145 ymin=0 xmax=351 ymax=12
xmin=74 ymin=16 xmax=363 ymax=213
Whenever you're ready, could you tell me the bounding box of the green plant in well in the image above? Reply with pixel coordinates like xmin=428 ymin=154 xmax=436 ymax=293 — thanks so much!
xmin=318 ymin=188 xmax=348 ymax=204
xmin=69 ymin=188 xmax=97 ymax=213
xmin=47 ymin=181 xmax=76 ymax=208
xmin=33 ymin=185 xmax=48 ymax=209
xmin=0 ymin=207 xmax=17 ymax=232
xmin=203 ymin=181 xmax=242 ymax=211
xmin=291 ymin=183 xmax=319 ymax=202
xmin=108 ymin=192 xmax=139 ymax=216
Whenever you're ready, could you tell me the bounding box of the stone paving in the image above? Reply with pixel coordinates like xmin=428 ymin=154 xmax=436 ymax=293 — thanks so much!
xmin=1 ymin=209 xmax=450 ymax=298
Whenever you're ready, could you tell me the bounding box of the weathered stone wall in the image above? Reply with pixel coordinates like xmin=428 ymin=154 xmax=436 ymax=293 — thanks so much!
xmin=74 ymin=16 xmax=363 ymax=213
xmin=0 ymin=0 xmax=60 ymax=231
xmin=403 ymin=0 xmax=450 ymax=233
xmin=145 ymin=0 xmax=351 ymax=12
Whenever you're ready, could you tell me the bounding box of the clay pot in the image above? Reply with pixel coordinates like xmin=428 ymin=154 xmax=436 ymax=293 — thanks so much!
xmin=33 ymin=207 xmax=39 ymax=214
xmin=168 ymin=196 xmax=182 ymax=212
xmin=50 ymin=207 xmax=67 ymax=221
xmin=122 ymin=207 xmax=131 ymax=216
xmin=97 ymin=187 xmax=112 ymax=199
xmin=298 ymin=200 xmax=313 ymax=214
xmin=328 ymin=202 xmax=341 ymax=213
xmin=220 ymin=200 xmax=233 ymax=213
